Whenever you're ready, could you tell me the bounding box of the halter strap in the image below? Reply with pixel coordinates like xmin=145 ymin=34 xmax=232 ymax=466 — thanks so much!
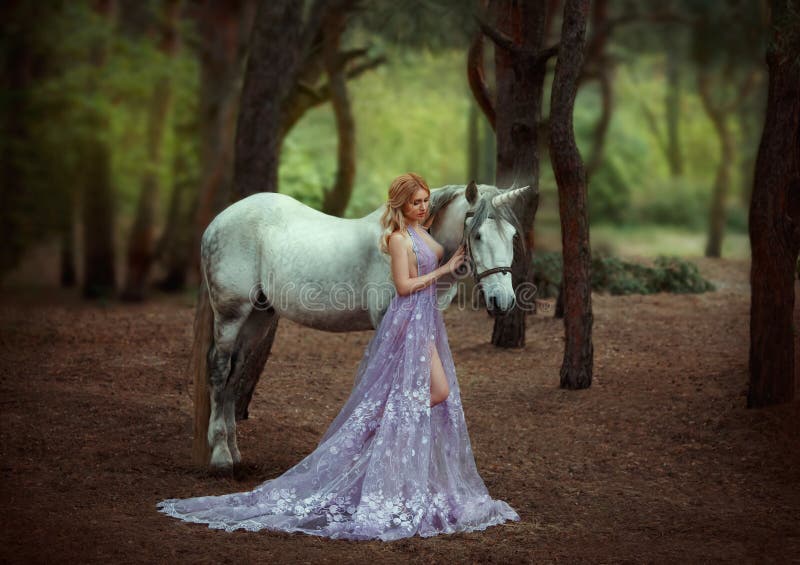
xmin=460 ymin=211 xmax=513 ymax=283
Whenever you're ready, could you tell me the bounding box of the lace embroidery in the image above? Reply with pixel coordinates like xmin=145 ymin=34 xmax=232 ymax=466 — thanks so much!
xmin=156 ymin=219 xmax=520 ymax=540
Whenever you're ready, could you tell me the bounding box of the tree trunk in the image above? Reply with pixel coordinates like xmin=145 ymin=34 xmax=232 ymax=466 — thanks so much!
xmin=549 ymin=0 xmax=593 ymax=390
xmin=582 ymin=0 xmax=612 ymax=178
xmin=154 ymin=119 xmax=199 ymax=291
xmin=665 ymin=51 xmax=683 ymax=177
xmin=467 ymin=30 xmax=496 ymax=131
xmin=488 ymin=0 xmax=547 ymax=349
xmin=121 ymin=0 xmax=181 ymax=301
xmin=320 ymin=8 xmax=356 ymax=217
xmin=82 ymin=0 xmax=117 ymax=299
xmin=467 ymin=101 xmax=480 ymax=182
xmin=234 ymin=0 xmax=331 ymax=198
xmin=187 ymin=0 xmax=255 ymax=282
xmin=60 ymin=197 xmax=77 ymax=287
xmin=738 ymin=80 xmax=766 ymax=209
xmin=480 ymin=115 xmax=497 ymax=186
xmin=698 ymin=70 xmax=734 ymax=258
xmin=0 ymin=2 xmax=35 ymax=277
xmin=747 ymin=0 xmax=800 ymax=408
xmin=584 ymin=67 xmax=612 ymax=178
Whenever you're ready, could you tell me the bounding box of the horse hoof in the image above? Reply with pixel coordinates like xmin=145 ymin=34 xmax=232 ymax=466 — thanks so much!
xmin=209 ymin=445 xmax=233 ymax=474
xmin=209 ymin=460 xmax=233 ymax=475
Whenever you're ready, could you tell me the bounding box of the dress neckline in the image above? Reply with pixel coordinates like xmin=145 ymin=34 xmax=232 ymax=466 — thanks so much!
xmin=407 ymin=224 xmax=434 ymax=255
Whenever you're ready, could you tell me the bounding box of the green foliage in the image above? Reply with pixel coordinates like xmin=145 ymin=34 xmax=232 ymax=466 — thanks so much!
xmin=2 ymin=0 xmax=764 ymax=279
xmin=529 ymin=252 xmax=564 ymax=299
xmin=591 ymin=254 xmax=655 ymax=295
xmin=684 ymin=0 xmax=765 ymax=66
xmin=724 ymin=204 xmax=749 ymax=233
xmin=586 ymin=154 xmax=633 ymax=224
xmin=650 ymin=255 xmax=716 ymax=293
xmin=279 ymin=46 xmax=469 ymax=218
xmin=1 ymin=0 xmax=201 ymax=277
xmin=632 ymin=177 xmax=710 ymax=230
xmin=530 ymin=251 xmax=715 ymax=299
xmin=353 ymin=0 xmax=476 ymax=50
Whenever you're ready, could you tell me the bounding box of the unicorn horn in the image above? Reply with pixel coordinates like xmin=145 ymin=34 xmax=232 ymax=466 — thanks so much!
xmin=491 ymin=185 xmax=531 ymax=208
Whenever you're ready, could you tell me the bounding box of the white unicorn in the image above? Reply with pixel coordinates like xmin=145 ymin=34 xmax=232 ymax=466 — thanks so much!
xmin=190 ymin=181 xmax=534 ymax=471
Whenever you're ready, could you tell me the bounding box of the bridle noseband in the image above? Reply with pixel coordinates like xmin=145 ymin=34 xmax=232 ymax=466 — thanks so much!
xmin=456 ymin=211 xmax=514 ymax=283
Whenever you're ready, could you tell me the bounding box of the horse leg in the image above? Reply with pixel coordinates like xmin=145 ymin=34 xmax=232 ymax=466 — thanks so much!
xmin=221 ymin=305 xmax=280 ymax=465
xmin=207 ymin=313 xmax=249 ymax=472
xmin=221 ymin=384 xmax=240 ymax=465
xmin=235 ymin=308 xmax=280 ymax=421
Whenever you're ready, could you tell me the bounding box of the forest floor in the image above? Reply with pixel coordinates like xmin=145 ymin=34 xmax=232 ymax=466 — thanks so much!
xmin=1 ymin=256 xmax=798 ymax=564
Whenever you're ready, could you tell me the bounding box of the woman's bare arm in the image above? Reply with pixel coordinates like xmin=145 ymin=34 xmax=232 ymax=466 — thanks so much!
xmin=388 ymin=232 xmax=463 ymax=296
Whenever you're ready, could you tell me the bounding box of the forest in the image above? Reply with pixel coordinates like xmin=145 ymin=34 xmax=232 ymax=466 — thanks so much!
xmin=1 ymin=0 xmax=798 ymax=562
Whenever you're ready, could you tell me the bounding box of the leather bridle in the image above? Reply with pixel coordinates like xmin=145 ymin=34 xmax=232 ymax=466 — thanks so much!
xmin=456 ymin=211 xmax=514 ymax=283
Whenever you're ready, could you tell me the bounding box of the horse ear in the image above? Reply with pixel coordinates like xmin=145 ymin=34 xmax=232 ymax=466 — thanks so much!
xmin=465 ymin=180 xmax=478 ymax=205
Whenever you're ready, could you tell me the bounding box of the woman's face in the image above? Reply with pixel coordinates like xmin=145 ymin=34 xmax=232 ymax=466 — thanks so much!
xmin=402 ymin=188 xmax=429 ymax=224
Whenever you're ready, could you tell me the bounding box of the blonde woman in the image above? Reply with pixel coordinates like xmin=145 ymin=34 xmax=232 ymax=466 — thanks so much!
xmin=158 ymin=173 xmax=520 ymax=540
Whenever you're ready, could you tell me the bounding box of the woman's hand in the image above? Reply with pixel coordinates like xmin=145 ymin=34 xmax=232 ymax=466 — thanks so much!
xmin=443 ymin=244 xmax=466 ymax=274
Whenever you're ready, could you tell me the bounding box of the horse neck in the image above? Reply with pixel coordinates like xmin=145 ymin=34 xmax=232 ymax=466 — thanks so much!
xmin=432 ymin=194 xmax=469 ymax=252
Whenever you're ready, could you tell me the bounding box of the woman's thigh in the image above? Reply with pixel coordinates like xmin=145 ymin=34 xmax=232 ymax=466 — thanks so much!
xmin=429 ymin=342 xmax=449 ymax=399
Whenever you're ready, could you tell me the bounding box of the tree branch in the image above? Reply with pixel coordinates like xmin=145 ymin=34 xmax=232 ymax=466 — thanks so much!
xmin=640 ymin=99 xmax=669 ymax=159
xmin=467 ymin=31 xmax=496 ymax=130
xmin=533 ymin=43 xmax=560 ymax=67
xmin=585 ymin=66 xmax=613 ymax=176
xmin=475 ymin=14 xmax=519 ymax=54
xmin=722 ymin=69 xmax=760 ymax=114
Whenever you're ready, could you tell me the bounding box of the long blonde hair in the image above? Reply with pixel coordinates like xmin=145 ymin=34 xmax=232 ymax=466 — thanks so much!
xmin=379 ymin=172 xmax=431 ymax=254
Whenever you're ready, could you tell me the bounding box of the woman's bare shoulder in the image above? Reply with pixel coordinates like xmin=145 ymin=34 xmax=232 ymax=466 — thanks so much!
xmin=388 ymin=229 xmax=409 ymax=243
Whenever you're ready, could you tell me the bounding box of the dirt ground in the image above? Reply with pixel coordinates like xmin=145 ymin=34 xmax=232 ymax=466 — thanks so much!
xmin=1 ymin=257 xmax=798 ymax=564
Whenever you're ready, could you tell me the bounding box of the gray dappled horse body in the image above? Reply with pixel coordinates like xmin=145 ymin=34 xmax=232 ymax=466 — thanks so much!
xmin=192 ymin=181 xmax=533 ymax=471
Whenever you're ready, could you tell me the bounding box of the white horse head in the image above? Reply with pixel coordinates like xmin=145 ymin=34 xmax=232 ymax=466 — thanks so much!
xmin=429 ymin=181 xmax=534 ymax=317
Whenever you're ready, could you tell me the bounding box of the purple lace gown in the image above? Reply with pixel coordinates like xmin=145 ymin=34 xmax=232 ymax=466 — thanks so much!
xmin=157 ymin=224 xmax=520 ymax=540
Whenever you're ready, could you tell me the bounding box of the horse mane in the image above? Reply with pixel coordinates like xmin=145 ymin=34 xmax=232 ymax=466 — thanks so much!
xmin=431 ymin=184 xmax=527 ymax=252
xmin=427 ymin=185 xmax=463 ymax=218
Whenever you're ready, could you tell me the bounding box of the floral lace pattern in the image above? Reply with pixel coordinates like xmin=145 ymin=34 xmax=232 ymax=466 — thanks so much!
xmin=157 ymin=224 xmax=520 ymax=541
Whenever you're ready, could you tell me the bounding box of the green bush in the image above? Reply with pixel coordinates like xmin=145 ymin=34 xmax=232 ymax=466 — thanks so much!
xmin=530 ymin=251 xmax=715 ymax=298
xmin=588 ymin=156 xmax=633 ymax=224
xmin=725 ymin=204 xmax=749 ymax=233
xmin=591 ymin=254 xmax=655 ymax=295
xmin=530 ymin=251 xmax=564 ymax=299
xmin=632 ymin=178 xmax=710 ymax=230
xmin=650 ymin=256 xmax=715 ymax=293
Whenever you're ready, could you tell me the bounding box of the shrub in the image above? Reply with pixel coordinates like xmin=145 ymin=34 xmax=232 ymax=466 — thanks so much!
xmin=530 ymin=251 xmax=715 ymax=298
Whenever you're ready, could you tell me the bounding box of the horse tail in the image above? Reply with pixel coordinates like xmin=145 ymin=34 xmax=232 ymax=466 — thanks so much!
xmin=191 ymin=278 xmax=214 ymax=466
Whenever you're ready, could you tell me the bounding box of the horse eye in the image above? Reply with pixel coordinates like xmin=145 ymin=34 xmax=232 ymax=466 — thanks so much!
xmin=474 ymin=233 xmax=481 ymax=241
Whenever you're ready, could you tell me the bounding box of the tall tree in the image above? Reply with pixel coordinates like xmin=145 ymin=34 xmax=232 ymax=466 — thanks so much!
xmin=665 ymin=45 xmax=683 ymax=177
xmin=697 ymin=66 xmax=758 ymax=257
xmin=320 ymin=7 xmax=357 ymax=217
xmin=161 ymin=0 xmax=256 ymax=288
xmin=580 ymin=0 xmax=613 ymax=178
xmin=234 ymin=0 xmax=333 ymax=198
xmin=474 ymin=0 xmax=550 ymax=348
xmin=747 ymin=0 xmax=800 ymax=408
xmin=121 ymin=0 xmax=182 ymax=301
xmin=550 ymin=0 xmax=593 ymax=389
xmin=737 ymin=73 xmax=768 ymax=209
xmin=81 ymin=0 xmax=118 ymax=299
xmin=153 ymin=116 xmax=199 ymax=291
xmin=687 ymin=1 xmax=763 ymax=257
xmin=0 ymin=1 xmax=39 ymax=277
xmin=234 ymin=0 xmax=379 ymax=207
